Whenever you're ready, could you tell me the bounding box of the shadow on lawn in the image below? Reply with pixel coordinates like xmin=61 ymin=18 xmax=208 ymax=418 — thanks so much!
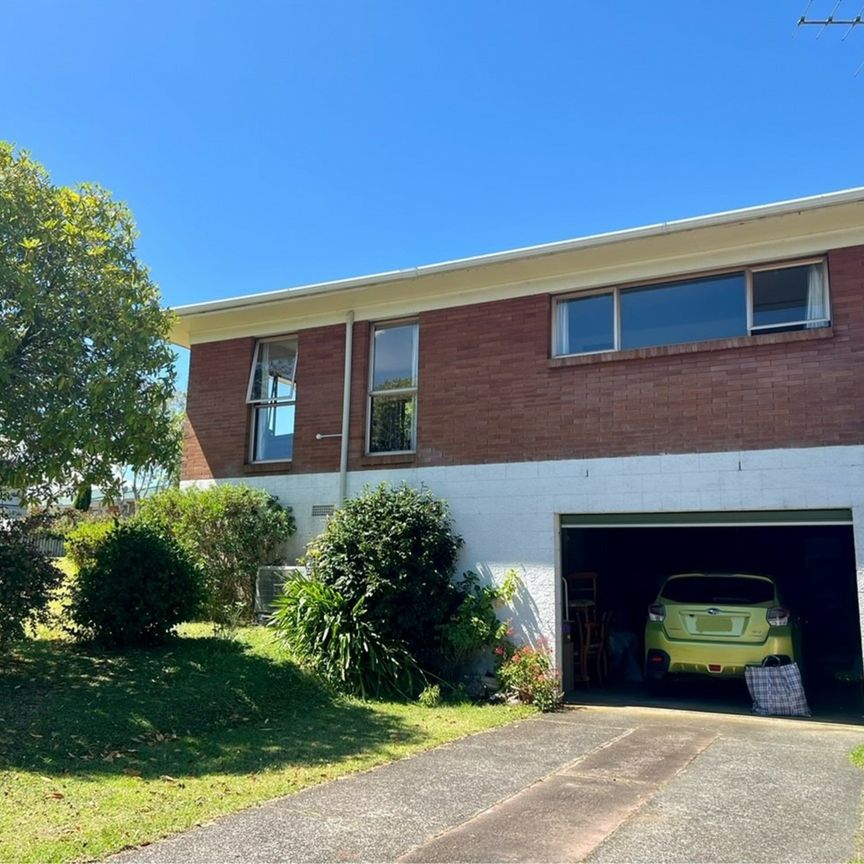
xmin=0 ymin=635 xmax=418 ymax=779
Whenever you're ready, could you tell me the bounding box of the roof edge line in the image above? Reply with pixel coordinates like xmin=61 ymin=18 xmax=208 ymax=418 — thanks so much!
xmin=173 ymin=187 xmax=864 ymax=318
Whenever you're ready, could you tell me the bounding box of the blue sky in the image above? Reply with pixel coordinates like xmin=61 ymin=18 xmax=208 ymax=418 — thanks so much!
xmin=3 ymin=1 xmax=863 ymax=387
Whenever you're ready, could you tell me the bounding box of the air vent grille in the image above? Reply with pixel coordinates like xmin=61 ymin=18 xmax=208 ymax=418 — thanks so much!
xmin=312 ymin=504 xmax=335 ymax=517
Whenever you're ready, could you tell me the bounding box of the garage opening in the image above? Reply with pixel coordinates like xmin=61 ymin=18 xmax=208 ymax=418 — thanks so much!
xmin=560 ymin=510 xmax=862 ymax=720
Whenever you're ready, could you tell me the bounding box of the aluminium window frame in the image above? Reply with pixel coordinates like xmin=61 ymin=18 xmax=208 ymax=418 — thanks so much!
xmin=551 ymin=256 xmax=830 ymax=359
xmin=246 ymin=333 xmax=299 ymax=464
xmin=366 ymin=317 xmax=419 ymax=456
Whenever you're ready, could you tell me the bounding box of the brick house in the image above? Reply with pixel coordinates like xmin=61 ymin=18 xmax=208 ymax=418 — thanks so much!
xmin=174 ymin=189 xmax=864 ymax=686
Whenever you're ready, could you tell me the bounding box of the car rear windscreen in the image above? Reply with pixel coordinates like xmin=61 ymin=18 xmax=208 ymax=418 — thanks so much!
xmin=660 ymin=576 xmax=775 ymax=605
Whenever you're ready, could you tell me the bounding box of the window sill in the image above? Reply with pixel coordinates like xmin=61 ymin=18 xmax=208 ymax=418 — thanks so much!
xmin=243 ymin=460 xmax=293 ymax=475
xmin=359 ymin=453 xmax=417 ymax=468
xmin=548 ymin=326 xmax=834 ymax=368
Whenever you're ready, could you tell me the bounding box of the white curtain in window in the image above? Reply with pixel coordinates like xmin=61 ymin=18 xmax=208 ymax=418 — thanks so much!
xmin=805 ymin=265 xmax=827 ymax=328
xmin=555 ymin=300 xmax=570 ymax=355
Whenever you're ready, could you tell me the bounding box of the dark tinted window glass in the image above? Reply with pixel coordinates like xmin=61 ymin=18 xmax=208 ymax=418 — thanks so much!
xmin=661 ymin=576 xmax=775 ymax=605
xmin=556 ymin=293 xmax=614 ymax=355
xmin=620 ymin=274 xmax=746 ymax=350
xmin=752 ymin=264 xmax=826 ymax=328
xmin=369 ymin=394 xmax=415 ymax=453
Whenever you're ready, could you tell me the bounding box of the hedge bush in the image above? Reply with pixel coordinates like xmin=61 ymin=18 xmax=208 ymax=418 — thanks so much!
xmin=303 ymin=483 xmax=463 ymax=676
xmin=65 ymin=517 xmax=116 ymax=569
xmin=67 ymin=522 xmax=200 ymax=646
xmin=136 ymin=484 xmax=295 ymax=625
xmin=0 ymin=514 xmax=62 ymax=644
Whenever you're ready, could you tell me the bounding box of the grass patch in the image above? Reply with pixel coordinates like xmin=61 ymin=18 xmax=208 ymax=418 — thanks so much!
xmin=851 ymin=745 xmax=864 ymax=769
xmin=0 ymin=624 xmax=532 ymax=863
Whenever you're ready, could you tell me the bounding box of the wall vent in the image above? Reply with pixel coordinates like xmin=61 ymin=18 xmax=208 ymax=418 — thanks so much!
xmin=312 ymin=504 xmax=336 ymax=518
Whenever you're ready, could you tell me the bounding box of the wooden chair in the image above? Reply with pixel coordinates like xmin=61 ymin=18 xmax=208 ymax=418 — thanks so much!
xmin=573 ymin=607 xmax=612 ymax=685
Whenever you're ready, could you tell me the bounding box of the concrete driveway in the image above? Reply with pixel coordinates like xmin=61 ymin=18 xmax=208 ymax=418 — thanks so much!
xmin=113 ymin=706 xmax=864 ymax=864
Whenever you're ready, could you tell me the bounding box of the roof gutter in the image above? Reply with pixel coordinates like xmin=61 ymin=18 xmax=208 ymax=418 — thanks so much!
xmin=173 ymin=187 xmax=864 ymax=319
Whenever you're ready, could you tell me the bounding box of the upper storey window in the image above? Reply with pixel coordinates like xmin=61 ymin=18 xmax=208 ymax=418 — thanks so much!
xmin=553 ymin=258 xmax=829 ymax=357
xmin=247 ymin=337 xmax=297 ymax=462
xmin=368 ymin=321 xmax=418 ymax=454
xmin=751 ymin=262 xmax=829 ymax=332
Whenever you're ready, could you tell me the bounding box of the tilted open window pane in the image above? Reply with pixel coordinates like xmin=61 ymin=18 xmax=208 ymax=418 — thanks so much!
xmin=370 ymin=394 xmax=415 ymax=453
xmin=372 ymin=324 xmax=417 ymax=391
xmin=248 ymin=337 xmax=297 ymax=462
xmin=555 ymin=293 xmax=614 ymax=355
xmin=620 ymin=273 xmax=747 ymax=350
xmin=752 ymin=264 xmax=828 ymax=330
xmin=252 ymin=403 xmax=295 ymax=461
xmin=249 ymin=339 xmax=297 ymax=402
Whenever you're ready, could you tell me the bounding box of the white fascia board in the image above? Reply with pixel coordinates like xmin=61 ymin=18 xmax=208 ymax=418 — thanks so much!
xmin=172 ymin=188 xmax=864 ymax=346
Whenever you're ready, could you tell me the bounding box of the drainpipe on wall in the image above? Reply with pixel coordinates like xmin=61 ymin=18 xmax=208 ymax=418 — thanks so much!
xmin=338 ymin=310 xmax=354 ymax=504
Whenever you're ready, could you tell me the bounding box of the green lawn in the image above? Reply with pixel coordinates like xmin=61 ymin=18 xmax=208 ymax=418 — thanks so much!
xmin=0 ymin=624 xmax=532 ymax=863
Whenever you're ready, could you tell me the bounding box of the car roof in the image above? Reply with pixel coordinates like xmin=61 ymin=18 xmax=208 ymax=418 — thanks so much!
xmin=663 ymin=572 xmax=775 ymax=583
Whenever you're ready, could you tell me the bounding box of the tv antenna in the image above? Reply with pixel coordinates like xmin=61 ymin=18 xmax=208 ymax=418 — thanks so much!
xmin=797 ymin=1 xmax=864 ymax=73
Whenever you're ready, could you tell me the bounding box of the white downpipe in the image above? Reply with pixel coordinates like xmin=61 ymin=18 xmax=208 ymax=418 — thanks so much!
xmin=338 ymin=311 xmax=354 ymax=503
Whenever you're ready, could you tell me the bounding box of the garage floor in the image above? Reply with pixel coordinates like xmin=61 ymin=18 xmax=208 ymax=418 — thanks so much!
xmin=567 ymin=678 xmax=864 ymax=725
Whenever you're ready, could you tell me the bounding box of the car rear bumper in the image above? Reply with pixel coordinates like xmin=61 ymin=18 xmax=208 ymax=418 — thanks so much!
xmin=644 ymin=628 xmax=796 ymax=679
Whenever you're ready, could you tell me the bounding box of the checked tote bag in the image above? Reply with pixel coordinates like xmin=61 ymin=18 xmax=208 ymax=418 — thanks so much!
xmin=745 ymin=661 xmax=811 ymax=717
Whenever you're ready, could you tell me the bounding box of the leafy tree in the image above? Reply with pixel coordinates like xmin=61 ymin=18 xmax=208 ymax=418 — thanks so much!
xmin=72 ymin=484 xmax=92 ymax=511
xmin=120 ymin=390 xmax=186 ymax=502
xmin=0 ymin=143 xmax=176 ymax=503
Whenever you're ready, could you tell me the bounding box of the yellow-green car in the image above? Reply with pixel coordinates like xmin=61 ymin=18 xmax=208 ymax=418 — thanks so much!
xmin=644 ymin=573 xmax=797 ymax=686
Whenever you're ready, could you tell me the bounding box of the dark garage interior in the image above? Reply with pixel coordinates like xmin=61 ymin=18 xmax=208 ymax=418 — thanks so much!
xmin=560 ymin=511 xmax=863 ymax=720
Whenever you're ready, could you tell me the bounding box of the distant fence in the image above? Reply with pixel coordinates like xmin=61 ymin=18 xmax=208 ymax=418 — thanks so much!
xmin=35 ymin=535 xmax=66 ymax=558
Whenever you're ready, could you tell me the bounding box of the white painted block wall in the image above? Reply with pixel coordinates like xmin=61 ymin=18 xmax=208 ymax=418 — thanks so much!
xmin=186 ymin=444 xmax=864 ymax=669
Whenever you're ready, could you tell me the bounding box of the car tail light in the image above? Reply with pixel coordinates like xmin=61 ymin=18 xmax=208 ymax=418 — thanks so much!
xmin=648 ymin=603 xmax=666 ymax=622
xmin=766 ymin=606 xmax=790 ymax=627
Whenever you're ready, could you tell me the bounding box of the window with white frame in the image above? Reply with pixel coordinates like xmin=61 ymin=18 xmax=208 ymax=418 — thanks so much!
xmin=750 ymin=261 xmax=829 ymax=332
xmin=247 ymin=337 xmax=297 ymax=462
xmin=368 ymin=321 xmax=418 ymax=454
xmin=553 ymin=259 xmax=829 ymax=356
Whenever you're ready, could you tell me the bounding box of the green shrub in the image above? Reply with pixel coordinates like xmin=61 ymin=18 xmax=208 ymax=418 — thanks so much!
xmin=136 ymin=484 xmax=295 ymax=625
xmin=67 ymin=522 xmax=201 ymax=646
xmin=498 ymin=644 xmax=562 ymax=712
xmin=441 ymin=569 xmax=519 ymax=675
xmin=0 ymin=514 xmax=63 ymax=644
xmin=305 ymin=483 xmax=463 ymax=674
xmin=417 ymin=684 xmax=442 ymax=708
xmin=65 ymin=517 xmax=116 ymax=569
xmin=270 ymin=575 xmax=422 ymax=698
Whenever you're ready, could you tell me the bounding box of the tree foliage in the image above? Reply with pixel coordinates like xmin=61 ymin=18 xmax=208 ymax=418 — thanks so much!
xmin=0 ymin=143 xmax=177 ymax=502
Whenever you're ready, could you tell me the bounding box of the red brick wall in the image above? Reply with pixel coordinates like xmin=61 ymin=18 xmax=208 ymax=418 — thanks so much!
xmin=182 ymin=246 xmax=864 ymax=481
xmin=183 ymin=337 xmax=255 ymax=480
